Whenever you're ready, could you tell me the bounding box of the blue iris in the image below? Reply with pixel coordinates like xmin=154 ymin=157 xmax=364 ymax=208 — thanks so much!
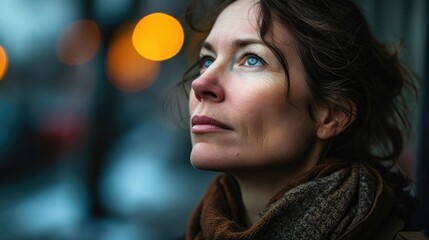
xmin=245 ymin=56 xmax=263 ymax=66
xmin=202 ymin=58 xmax=214 ymax=68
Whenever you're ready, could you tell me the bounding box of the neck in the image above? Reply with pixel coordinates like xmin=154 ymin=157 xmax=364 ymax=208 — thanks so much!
xmin=231 ymin=139 xmax=327 ymax=226
xmin=231 ymin=155 xmax=322 ymax=226
xmin=231 ymin=165 xmax=307 ymax=226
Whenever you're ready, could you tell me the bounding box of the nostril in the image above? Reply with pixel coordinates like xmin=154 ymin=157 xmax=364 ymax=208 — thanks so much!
xmin=191 ymin=74 xmax=224 ymax=102
xmin=193 ymin=91 xmax=218 ymax=102
xmin=203 ymin=91 xmax=217 ymax=98
xmin=194 ymin=92 xmax=202 ymax=101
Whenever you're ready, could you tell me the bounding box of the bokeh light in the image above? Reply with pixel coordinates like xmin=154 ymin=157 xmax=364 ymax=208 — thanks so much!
xmin=107 ymin=22 xmax=160 ymax=92
xmin=57 ymin=20 xmax=101 ymax=65
xmin=0 ymin=45 xmax=8 ymax=80
xmin=132 ymin=13 xmax=184 ymax=61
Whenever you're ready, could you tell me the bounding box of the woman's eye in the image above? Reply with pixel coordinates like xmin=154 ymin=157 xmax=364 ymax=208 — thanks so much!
xmin=199 ymin=56 xmax=214 ymax=70
xmin=203 ymin=59 xmax=214 ymax=68
xmin=243 ymin=55 xmax=264 ymax=67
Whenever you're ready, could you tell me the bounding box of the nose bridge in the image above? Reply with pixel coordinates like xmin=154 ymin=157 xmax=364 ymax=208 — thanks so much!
xmin=191 ymin=62 xmax=226 ymax=102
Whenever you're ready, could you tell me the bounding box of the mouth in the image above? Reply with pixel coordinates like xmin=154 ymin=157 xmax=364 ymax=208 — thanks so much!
xmin=191 ymin=115 xmax=232 ymax=133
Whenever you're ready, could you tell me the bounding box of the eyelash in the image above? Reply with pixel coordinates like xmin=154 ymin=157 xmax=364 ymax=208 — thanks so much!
xmin=198 ymin=52 xmax=267 ymax=71
xmin=198 ymin=55 xmax=214 ymax=70
xmin=240 ymin=51 xmax=267 ymax=67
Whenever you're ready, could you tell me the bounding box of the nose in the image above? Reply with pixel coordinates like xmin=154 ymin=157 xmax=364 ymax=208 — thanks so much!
xmin=191 ymin=70 xmax=225 ymax=102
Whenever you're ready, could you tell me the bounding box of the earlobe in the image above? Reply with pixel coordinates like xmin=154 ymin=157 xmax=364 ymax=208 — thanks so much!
xmin=316 ymin=100 xmax=356 ymax=140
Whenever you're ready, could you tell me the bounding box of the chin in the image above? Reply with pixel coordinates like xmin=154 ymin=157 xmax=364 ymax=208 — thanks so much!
xmin=190 ymin=150 xmax=232 ymax=171
xmin=190 ymin=154 xmax=221 ymax=171
xmin=190 ymin=143 xmax=253 ymax=171
xmin=190 ymin=143 xmax=218 ymax=168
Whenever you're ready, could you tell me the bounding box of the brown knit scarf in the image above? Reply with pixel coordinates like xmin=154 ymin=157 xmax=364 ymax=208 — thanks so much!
xmin=186 ymin=160 xmax=396 ymax=240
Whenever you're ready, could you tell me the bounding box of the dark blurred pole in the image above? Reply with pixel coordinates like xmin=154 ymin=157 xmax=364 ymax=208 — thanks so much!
xmin=81 ymin=0 xmax=114 ymax=218
xmin=417 ymin=3 xmax=429 ymax=234
xmin=81 ymin=0 xmax=141 ymax=218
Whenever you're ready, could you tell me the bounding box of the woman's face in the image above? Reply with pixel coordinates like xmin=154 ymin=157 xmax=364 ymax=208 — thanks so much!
xmin=189 ymin=0 xmax=319 ymax=172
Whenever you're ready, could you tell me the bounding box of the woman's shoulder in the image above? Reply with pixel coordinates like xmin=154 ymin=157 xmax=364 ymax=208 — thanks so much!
xmin=394 ymin=232 xmax=429 ymax=240
xmin=371 ymin=214 xmax=428 ymax=240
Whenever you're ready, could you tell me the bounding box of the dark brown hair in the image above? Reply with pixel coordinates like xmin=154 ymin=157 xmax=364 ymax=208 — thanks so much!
xmin=179 ymin=0 xmax=419 ymax=223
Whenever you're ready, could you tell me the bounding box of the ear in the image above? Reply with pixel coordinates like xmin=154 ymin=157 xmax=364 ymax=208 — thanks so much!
xmin=316 ymin=100 xmax=356 ymax=140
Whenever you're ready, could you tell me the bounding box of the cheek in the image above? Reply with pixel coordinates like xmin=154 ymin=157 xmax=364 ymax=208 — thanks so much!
xmin=242 ymin=86 xmax=287 ymax=119
xmin=244 ymin=83 xmax=313 ymax=140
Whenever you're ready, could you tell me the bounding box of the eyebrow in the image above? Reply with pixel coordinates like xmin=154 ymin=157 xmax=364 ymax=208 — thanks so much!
xmin=201 ymin=38 xmax=265 ymax=52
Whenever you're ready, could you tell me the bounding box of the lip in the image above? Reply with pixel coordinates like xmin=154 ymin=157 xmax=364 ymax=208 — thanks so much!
xmin=191 ymin=115 xmax=232 ymax=133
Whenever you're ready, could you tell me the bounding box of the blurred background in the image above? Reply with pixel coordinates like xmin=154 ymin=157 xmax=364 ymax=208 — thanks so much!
xmin=0 ymin=0 xmax=427 ymax=239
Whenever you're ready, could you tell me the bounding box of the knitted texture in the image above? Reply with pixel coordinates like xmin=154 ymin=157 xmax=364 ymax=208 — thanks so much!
xmin=186 ymin=160 xmax=395 ymax=240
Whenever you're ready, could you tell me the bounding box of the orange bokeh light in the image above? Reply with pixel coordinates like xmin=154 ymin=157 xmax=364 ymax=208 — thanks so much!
xmin=107 ymin=22 xmax=160 ymax=92
xmin=132 ymin=12 xmax=184 ymax=61
xmin=57 ymin=20 xmax=101 ymax=65
xmin=0 ymin=46 xmax=8 ymax=80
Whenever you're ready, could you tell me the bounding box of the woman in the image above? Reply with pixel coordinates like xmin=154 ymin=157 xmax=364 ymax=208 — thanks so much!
xmin=179 ymin=0 xmax=420 ymax=239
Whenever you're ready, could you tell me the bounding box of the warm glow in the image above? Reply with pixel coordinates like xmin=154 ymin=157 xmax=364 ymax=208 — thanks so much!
xmin=57 ymin=20 xmax=101 ymax=65
xmin=107 ymin=22 xmax=160 ymax=92
xmin=0 ymin=46 xmax=8 ymax=80
xmin=132 ymin=13 xmax=184 ymax=61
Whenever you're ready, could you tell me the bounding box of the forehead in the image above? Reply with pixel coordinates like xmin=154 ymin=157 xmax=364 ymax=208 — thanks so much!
xmin=206 ymin=0 xmax=261 ymax=42
xmin=205 ymin=0 xmax=298 ymax=52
